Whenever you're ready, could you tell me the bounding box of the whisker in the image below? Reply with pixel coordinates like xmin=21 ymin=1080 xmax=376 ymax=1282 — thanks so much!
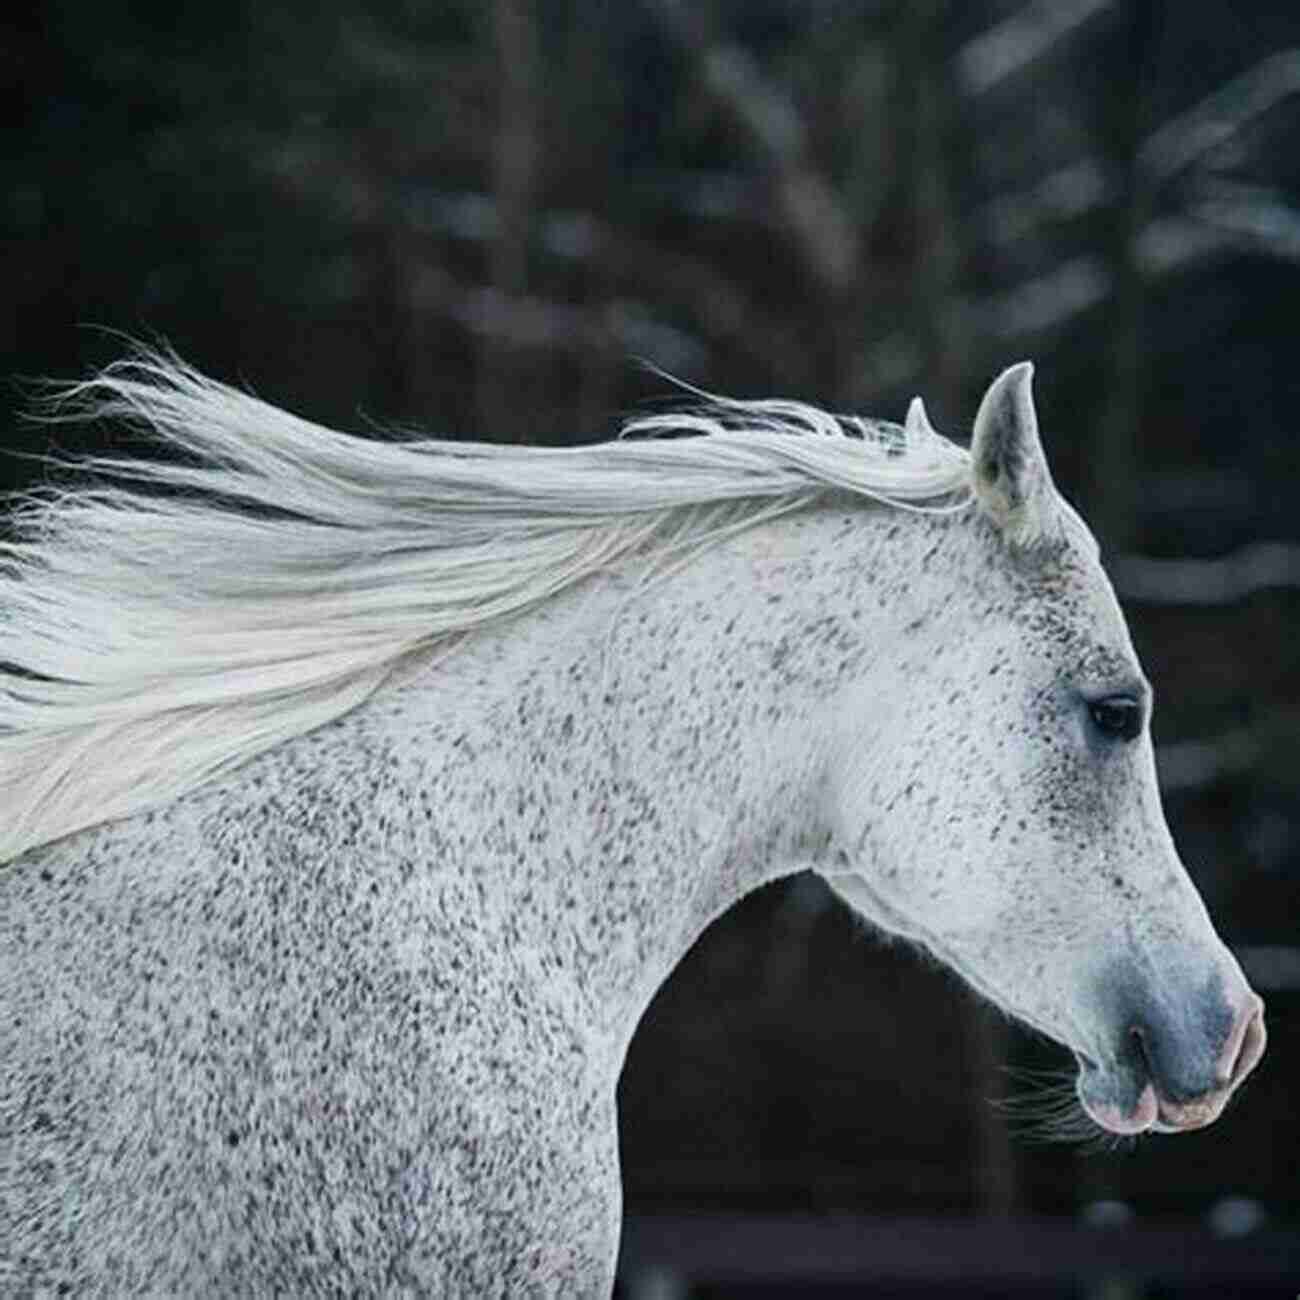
xmin=985 ymin=1070 xmax=1136 ymax=1150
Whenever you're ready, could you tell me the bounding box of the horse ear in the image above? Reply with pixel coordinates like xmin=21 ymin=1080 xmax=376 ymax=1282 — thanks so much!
xmin=970 ymin=362 xmax=1059 ymax=548
xmin=905 ymin=396 xmax=935 ymax=439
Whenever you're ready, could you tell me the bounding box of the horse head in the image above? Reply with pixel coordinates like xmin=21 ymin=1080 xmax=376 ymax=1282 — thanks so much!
xmin=822 ymin=365 xmax=1265 ymax=1136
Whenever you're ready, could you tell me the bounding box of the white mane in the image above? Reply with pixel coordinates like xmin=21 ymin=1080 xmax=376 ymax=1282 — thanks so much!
xmin=0 ymin=352 xmax=972 ymax=863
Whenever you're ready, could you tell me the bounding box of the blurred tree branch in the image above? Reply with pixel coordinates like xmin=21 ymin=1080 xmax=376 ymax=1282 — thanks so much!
xmin=1113 ymin=543 xmax=1300 ymax=606
xmin=1189 ymin=178 xmax=1300 ymax=263
xmin=956 ymin=0 xmax=1116 ymax=97
xmin=479 ymin=0 xmax=543 ymax=437
xmin=1156 ymin=727 xmax=1260 ymax=797
xmin=1138 ymin=49 xmax=1300 ymax=186
xmin=649 ymin=0 xmax=860 ymax=298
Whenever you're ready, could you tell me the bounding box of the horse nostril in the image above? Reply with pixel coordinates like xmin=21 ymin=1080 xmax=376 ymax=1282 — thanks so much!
xmin=1128 ymin=1022 xmax=1153 ymax=1076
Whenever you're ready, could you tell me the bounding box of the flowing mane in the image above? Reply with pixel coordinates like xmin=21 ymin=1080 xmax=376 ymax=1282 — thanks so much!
xmin=0 ymin=352 xmax=972 ymax=864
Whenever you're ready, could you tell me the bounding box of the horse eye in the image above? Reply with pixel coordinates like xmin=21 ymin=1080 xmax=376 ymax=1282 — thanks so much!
xmin=1088 ymin=696 xmax=1143 ymax=742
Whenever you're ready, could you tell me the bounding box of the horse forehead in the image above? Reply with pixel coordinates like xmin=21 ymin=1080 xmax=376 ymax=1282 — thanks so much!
xmin=996 ymin=545 xmax=1138 ymax=679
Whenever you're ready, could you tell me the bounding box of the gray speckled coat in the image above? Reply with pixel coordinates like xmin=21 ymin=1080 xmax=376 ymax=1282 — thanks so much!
xmin=2 ymin=366 xmax=1265 ymax=1295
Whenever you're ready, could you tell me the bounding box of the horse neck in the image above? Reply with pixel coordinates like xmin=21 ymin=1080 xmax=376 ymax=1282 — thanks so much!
xmin=370 ymin=500 xmax=965 ymax=1056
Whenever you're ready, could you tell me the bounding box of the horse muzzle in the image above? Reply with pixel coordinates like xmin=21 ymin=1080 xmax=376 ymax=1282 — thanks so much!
xmin=1077 ymin=980 xmax=1266 ymax=1136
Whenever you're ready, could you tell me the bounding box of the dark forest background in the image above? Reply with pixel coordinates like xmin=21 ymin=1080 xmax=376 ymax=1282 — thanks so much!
xmin=3 ymin=1 xmax=1299 ymax=1294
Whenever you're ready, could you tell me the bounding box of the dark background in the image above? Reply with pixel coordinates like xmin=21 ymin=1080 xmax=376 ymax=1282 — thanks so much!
xmin=4 ymin=1 xmax=1299 ymax=1294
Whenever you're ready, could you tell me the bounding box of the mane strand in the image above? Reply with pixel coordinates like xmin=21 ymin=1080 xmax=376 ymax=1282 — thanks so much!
xmin=0 ymin=351 xmax=972 ymax=863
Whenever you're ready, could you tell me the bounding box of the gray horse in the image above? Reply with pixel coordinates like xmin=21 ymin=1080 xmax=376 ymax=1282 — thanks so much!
xmin=2 ymin=356 xmax=1264 ymax=1294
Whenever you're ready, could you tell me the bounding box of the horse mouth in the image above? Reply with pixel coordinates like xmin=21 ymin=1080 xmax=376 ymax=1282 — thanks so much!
xmin=1079 ymin=1078 xmax=1224 ymax=1136
xmin=1074 ymin=999 xmax=1267 ymax=1136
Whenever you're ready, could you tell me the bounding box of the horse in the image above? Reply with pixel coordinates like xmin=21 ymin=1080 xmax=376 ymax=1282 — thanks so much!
xmin=1 ymin=353 xmax=1266 ymax=1296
